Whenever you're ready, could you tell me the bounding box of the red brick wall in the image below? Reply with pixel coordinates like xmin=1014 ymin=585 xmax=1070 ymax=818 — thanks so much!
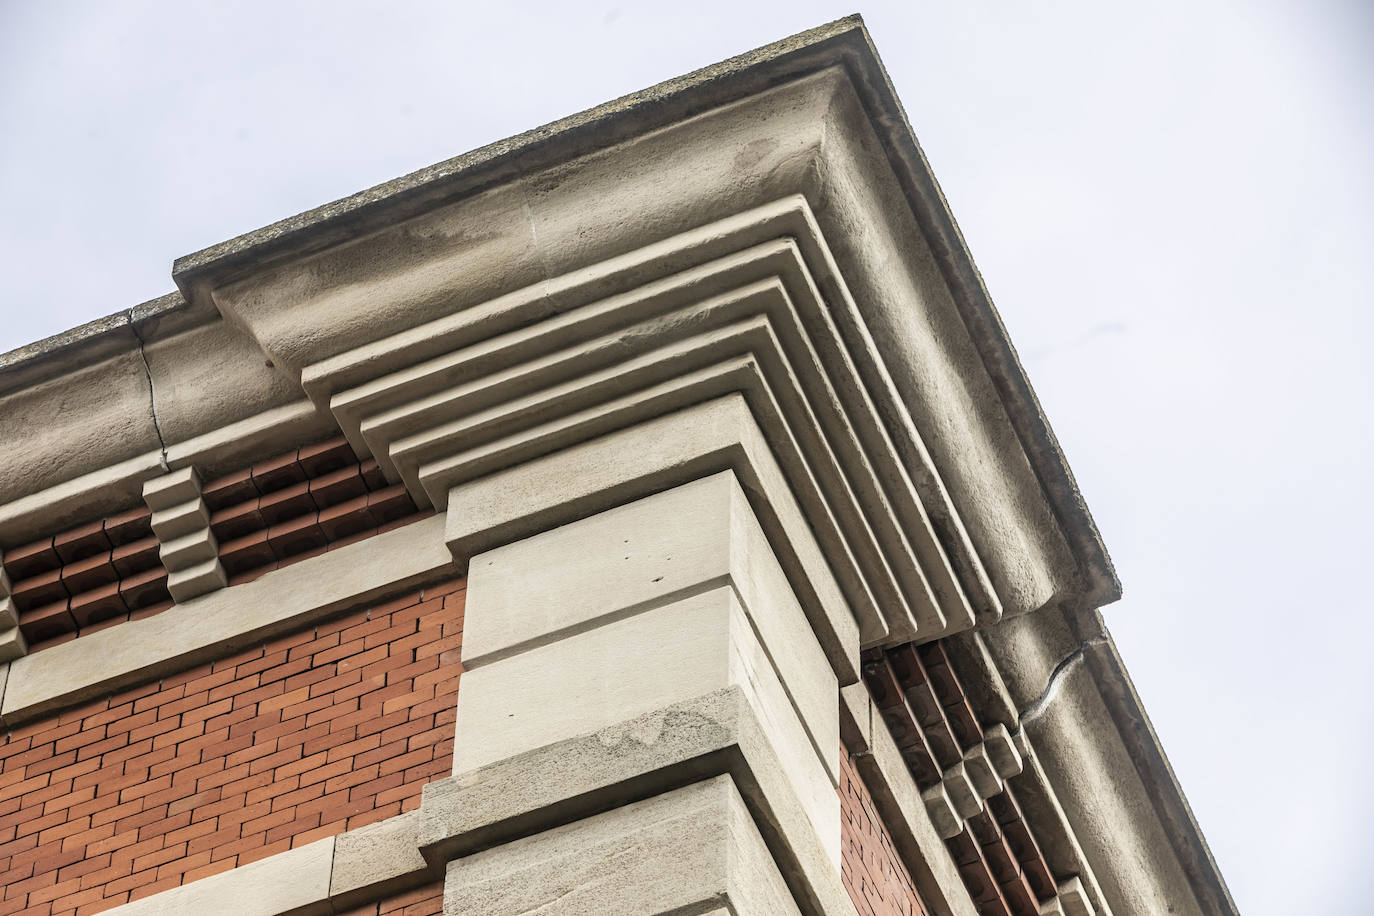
xmin=338 ymin=880 xmax=444 ymax=916
xmin=841 ymin=744 xmax=932 ymax=916
xmin=0 ymin=578 xmax=465 ymax=916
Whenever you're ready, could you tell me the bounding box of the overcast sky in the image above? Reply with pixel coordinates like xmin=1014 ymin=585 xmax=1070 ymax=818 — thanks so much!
xmin=2 ymin=1 xmax=1371 ymax=911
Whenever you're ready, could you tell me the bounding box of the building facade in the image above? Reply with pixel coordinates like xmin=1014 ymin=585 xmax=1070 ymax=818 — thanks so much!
xmin=0 ymin=18 xmax=1235 ymax=916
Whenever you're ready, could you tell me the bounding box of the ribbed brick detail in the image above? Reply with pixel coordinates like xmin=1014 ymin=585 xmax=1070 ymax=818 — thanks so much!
xmin=204 ymin=436 xmax=427 ymax=587
xmin=840 ymin=744 xmax=932 ymax=916
xmin=0 ymin=578 xmax=464 ymax=916
xmin=337 ymin=880 xmax=444 ymax=916
xmin=4 ymin=435 xmax=433 ymax=658
xmin=2 ymin=506 xmax=170 ymax=651
xmin=863 ymin=641 xmax=1057 ymax=916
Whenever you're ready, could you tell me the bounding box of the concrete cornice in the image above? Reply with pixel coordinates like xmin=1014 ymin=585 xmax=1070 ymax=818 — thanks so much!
xmin=1 ymin=16 xmax=1115 ymax=614
xmin=168 ymin=16 xmax=872 ymax=294
xmin=0 ymin=17 xmax=1237 ymax=915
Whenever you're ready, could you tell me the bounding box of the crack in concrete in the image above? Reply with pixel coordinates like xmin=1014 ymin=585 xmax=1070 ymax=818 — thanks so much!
xmin=1017 ymin=636 xmax=1109 ymax=728
xmin=129 ymin=318 xmax=170 ymax=472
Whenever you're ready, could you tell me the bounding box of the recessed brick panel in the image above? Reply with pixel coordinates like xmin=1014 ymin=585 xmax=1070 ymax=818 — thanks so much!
xmin=3 ymin=506 xmax=169 ymax=651
xmin=0 ymin=578 xmax=465 ymax=916
xmin=863 ymin=641 xmax=1059 ymax=916
xmin=840 ymin=744 xmax=932 ymax=916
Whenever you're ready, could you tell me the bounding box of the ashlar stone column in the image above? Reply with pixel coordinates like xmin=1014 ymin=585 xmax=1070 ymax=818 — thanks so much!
xmin=420 ymin=471 xmax=859 ymax=915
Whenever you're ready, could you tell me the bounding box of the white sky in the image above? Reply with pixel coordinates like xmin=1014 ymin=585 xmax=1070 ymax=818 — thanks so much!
xmin=2 ymin=2 xmax=1370 ymax=911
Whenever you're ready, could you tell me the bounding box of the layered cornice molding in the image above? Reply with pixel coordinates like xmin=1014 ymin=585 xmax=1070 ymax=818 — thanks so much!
xmin=0 ymin=16 xmax=1235 ymax=916
xmin=0 ymin=18 xmax=1115 ymax=625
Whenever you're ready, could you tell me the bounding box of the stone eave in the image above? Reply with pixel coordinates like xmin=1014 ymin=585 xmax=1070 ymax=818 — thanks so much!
xmin=164 ymin=13 xmax=1116 ymax=611
xmin=0 ymin=18 xmax=1246 ymax=913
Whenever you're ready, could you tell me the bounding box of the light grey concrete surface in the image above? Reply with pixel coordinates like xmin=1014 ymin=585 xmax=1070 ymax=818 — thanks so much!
xmin=143 ymin=466 xmax=227 ymax=603
xmin=0 ymin=16 xmax=1238 ymax=915
xmin=421 ymin=686 xmax=852 ymax=916
xmin=0 ymin=399 xmax=335 ymax=549
xmin=161 ymin=399 xmax=340 ymax=481
xmin=939 ymin=626 xmax=1116 ymax=915
xmin=432 ymin=357 xmax=882 ymax=648
xmin=2 ymin=17 xmax=1116 ymax=621
xmin=1024 ymin=652 xmax=1202 ymax=916
xmin=215 ymin=60 xmax=1097 ymax=616
xmin=0 ymin=626 xmax=25 ymax=664
xmin=321 ymin=223 xmax=980 ymax=637
xmin=434 ymin=376 xmax=889 ymax=646
xmin=375 ymin=297 xmax=931 ymax=634
xmin=444 ymin=393 xmax=860 ymax=681
xmin=441 ymin=776 xmax=806 ymax=916
xmin=98 ymin=836 xmax=335 ymax=916
xmin=141 ymin=317 xmax=303 ymax=447
xmin=464 ymin=471 xmax=837 ymax=782
xmin=0 ymin=348 xmax=163 ymax=521
xmin=329 ymin=809 xmax=434 ymax=907
xmin=141 ymin=466 xmax=202 ymax=511
xmin=1 ymin=514 xmax=455 ymax=722
xmin=308 ymin=195 xmax=995 ymax=628
xmin=374 ymin=284 xmax=939 ymax=639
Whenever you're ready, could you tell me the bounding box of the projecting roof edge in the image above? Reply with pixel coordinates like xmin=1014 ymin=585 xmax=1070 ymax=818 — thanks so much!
xmin=3 ymin=15 xmax=1115 ymax=608
xmin=164 ymin=13 xmax=1116 ymax=610
xmin=0 ymin=292 xmax=186 ymax=388
xmin=170 ymin=16 xmax=873 ymax=291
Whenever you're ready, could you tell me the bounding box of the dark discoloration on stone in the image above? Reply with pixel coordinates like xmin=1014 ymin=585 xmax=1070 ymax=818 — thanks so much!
xmin=0 ymin=292 xmax=186 ymax=390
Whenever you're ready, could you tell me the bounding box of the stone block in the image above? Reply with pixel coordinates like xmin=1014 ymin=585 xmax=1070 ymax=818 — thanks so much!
xmin=963 ymin=742 xmax=1003 ymax=800
xmin=984 ymin=722 xmax=1023 ymax=779
xmin=464 ymin=471 xmax=837 ymax=784
xmin=329 ymin=809 xmax=432 ymax=905
xmin=445 ymin=393 xmax=859 ymax=684
xmin=420 ymin=686 xmax=852 ymax=916
xmin=451 ymin=586 xmax=837 ymax=864
xmin=0 ymin=627 xmax=26 ymax=663
xmin=442 ymin=776 xmax=804 ymax=916
xmin=921 ymin=782 xmax=962 ymax=840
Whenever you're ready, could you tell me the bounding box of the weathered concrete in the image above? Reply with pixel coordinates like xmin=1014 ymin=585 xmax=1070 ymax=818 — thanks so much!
xmin=464 ymin=471 xmax=837 ymax=780
xmin=329 ymin=810 xmax=434 ymax=906
xmin=445 ymin=393 xmax=861 ymax=679
xmin=0 ymin=627 xmax=25 ymax=664
xmin=0 ymin=400 xmax=335 ymax=549
xmin=452 ymin=587 xmax=838 ymax=864
xmin=441 ymin=776 xmax=809 ymax=916
xmin=0 ymin=349 xmax=161 ymax=516
xmin=421 ymin=687 xmax=853 ymax=916
xmin=0 ymin=14 xmax=1237 ymax=916
xmin=141 ymin=318 xmax=302 ymax=446
xmin=437 ymin=370 xmax=885 ymax=651
xmin=143 ymin=466 xmax=226 ymax=603
xmin=1023 ymin=650 xmax=1204 ymax=916
xmin=322 ymin=218 xmax=984 ymax=636
xmin=309 ymin=195 xmax=995 ymax=627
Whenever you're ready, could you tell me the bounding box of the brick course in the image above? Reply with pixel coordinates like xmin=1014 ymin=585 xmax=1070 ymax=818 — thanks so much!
xmin=338 ymin=880 xmax=444 ymax=916
xmin=0 ymin=577 xmax=465 ymax=916
xmin=840 ymin=744 xmax=932 ymax=916
xmin=864 ymin=641 xmax=1057 ymax=916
